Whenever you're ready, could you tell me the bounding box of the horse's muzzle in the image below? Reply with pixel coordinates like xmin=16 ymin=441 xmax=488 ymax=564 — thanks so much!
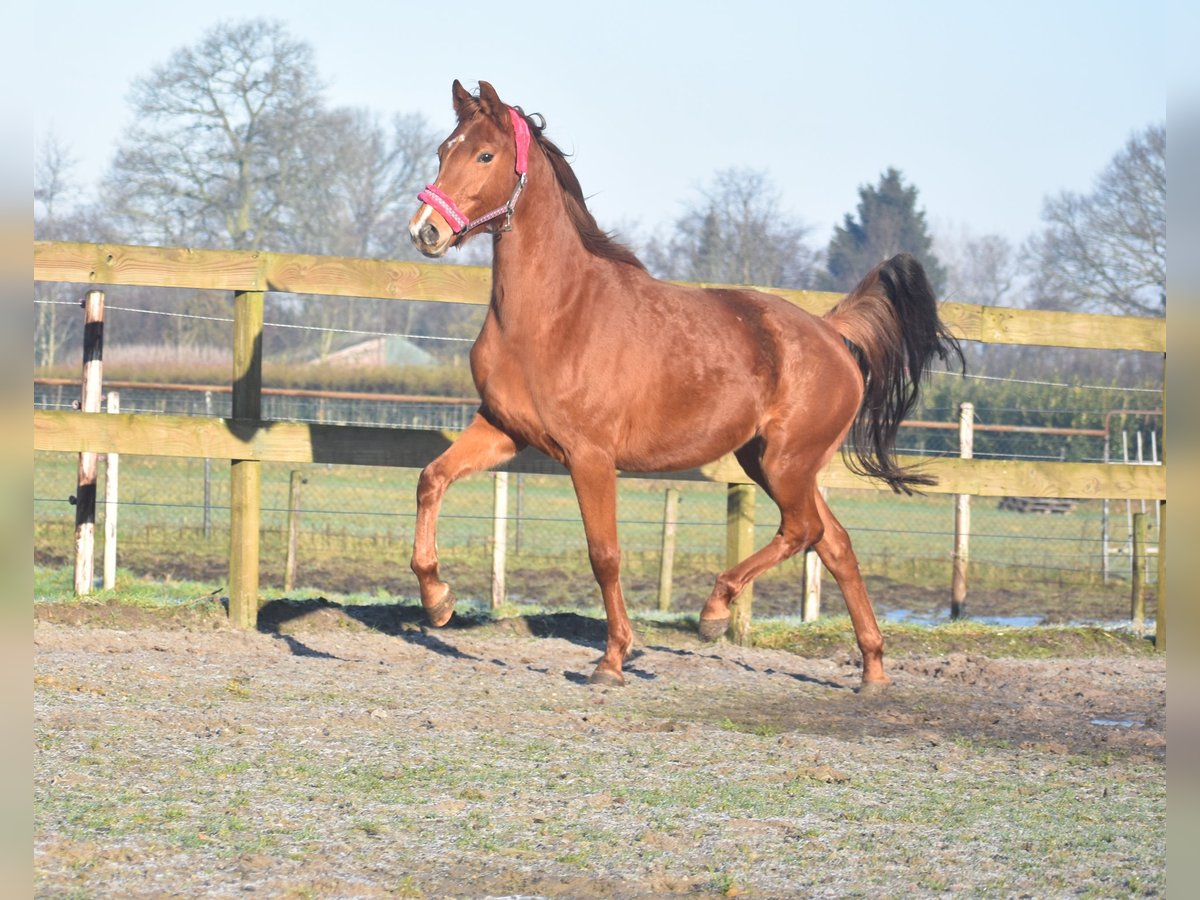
xmin=414 ymin=222 xmax=443 ymax=257
xmin=409 ymin=208 xmax=452 ymax=258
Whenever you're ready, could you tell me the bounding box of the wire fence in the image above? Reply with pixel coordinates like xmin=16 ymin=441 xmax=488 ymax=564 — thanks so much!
xmin=34 ymin=380 xmax=478 ymax=432
xmin=33 ymin=438 xmax=1160 ymax=625
xmin=33 ymin=296 xmax=1163 ymax=625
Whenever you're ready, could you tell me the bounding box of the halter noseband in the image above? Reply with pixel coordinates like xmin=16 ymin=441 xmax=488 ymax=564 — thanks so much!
xmin=418 ymin=107 xmax=532 ymax=235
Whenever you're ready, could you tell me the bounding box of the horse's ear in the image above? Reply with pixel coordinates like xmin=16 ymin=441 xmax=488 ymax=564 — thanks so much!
xmin=452 ymin=79 xmax=476 ymax=121
xmin=476 ymin=81 xmax=507 ymax=124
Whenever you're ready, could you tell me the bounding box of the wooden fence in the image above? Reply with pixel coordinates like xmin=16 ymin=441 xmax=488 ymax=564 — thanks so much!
xmin=33 ymin=241 xmax=1168 ymax=644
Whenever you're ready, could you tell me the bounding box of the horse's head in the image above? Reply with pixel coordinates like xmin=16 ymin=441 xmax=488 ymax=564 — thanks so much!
xmin=410 ymin=81 xmax=531 ymax=258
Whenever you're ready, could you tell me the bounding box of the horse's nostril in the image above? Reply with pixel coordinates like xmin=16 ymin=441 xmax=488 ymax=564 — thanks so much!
xmin=420 ymin=223 xmax=440 ymax=246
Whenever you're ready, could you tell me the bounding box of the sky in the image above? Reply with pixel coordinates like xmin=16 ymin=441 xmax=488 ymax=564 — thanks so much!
xmin=33 ymin=0 xmax=1171 ymax=252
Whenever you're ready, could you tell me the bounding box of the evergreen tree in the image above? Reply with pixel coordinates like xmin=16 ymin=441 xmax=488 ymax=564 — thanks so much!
xmin=820 ymin=168 xmax=946 ymax=294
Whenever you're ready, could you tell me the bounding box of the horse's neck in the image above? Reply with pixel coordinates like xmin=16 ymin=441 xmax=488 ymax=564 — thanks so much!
xmin=489 ymin=170 xmax=594 ymax=328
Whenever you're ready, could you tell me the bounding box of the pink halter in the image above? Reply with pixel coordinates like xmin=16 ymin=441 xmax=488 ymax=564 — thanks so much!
xmin=418 ymin=107 xmax=531 ymax=235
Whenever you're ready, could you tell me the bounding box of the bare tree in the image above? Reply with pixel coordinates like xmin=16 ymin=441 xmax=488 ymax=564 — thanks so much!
xmin=296 ymin=109 xmax=437 ymax=259
xmin=34 ymin=132 xmax=77 ymax=235
xmin=1026 ymin=123 xmax=1165 ymax=316
xmin=282 ymin=106 xmax=446 ymax=359
xmin=95 ymin=19 xmax=455 ymax=361
xmin=643 ymin=168 xmax=819 ymax=289
xmin=34 ymin=132 xmax=85 ymax=367
xmin=102 ymin=18 xmax=325 ymax=250
xmin=937 ymin=227 xmax=1021 ymax=307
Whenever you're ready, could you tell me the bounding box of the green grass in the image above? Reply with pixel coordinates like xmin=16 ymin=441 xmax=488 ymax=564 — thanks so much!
xmin=747 ymin=615 xmax=1154 ymax=659
xmin=34 ymin=565 xmax=223 ymax=607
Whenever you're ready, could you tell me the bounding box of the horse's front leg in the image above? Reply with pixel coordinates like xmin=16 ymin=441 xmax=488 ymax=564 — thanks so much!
xmin=412 ymin=412 xmax=521 ymax=625
xmin=568 ymin=451 xmax=634 ymax=686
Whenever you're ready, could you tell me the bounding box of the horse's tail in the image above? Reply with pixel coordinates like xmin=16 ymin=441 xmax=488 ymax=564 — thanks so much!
xmin=825 ymin=253 xmax=964 ymax=494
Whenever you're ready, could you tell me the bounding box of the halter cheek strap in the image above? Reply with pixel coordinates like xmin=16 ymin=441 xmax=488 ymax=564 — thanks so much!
xmin=418 ymin=107 xmax=531 ymax=235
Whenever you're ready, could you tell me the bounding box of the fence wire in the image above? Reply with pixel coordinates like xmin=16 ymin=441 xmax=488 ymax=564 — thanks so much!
xmin=34 ymin=296 xmax=1163 ymax=624
xmin=34 ymin=445 xmax=1159 ymax=624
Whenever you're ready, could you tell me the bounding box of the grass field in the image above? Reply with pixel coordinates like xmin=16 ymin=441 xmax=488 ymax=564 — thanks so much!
xmin=35 ymin=450 xmax=1152 ymax=622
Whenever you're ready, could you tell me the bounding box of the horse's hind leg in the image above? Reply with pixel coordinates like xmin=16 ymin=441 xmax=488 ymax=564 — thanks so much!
xmin=698 ymin=441 xmax=824 ymax=640
xmin=812 ymin=489 xmax=890 ymax=690
xmin=412 ymin=412 xmax=521 ymax=626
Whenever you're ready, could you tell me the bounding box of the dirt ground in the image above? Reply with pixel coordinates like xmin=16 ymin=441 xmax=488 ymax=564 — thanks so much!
xmin=34 ymin=603 xmax=1166 ymax=898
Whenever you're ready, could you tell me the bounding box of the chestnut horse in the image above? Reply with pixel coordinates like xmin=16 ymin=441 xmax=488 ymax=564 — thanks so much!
xmin=409 ymin=81 xmax=961 ymax=689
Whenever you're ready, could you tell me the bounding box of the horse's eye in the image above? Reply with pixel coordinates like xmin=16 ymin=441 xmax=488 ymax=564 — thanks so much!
xmin=477 ymin=152 xmax=495 ymax=163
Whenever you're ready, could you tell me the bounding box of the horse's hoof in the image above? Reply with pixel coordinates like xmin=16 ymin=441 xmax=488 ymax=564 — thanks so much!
xmin=857 ymin=677 xmax=891 ymax=696
xmin=698 ymin=616 xmax=730 ymax=642
xmin=425 ymin=587 xmax=456 ymax=628
xmin=588 ymin=668 xmax=625 ymax=687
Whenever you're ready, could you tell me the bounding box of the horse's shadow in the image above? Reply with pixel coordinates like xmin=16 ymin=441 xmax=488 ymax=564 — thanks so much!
xmin=256 ymin=597 xmax=486 ymax=661
xmin=644 ymin=643 xmax=844 ymax=690
xmin=255 ymin=597 xmax=839 ymax=689
xmin=256 ymin=598 xmax=620 ymax=668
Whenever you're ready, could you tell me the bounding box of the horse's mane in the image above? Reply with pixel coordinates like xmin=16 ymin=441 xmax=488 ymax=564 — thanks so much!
xmin=515 ymin=109 xmax=646 ymax=271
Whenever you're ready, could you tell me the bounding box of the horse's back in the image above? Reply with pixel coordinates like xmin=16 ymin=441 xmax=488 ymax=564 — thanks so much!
xmin=701 ymin=285 xmax=865 ymax=439
xmin=594 ymin=278 xmax=864 ymax=469
xmin=680 ymin=283 xmax=862 ymax=395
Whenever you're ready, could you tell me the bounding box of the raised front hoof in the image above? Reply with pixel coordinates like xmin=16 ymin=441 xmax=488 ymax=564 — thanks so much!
xmin=698 ymin=616 xmax=731 ymax=643
xmin=856 ymin=677 xmax=892 ymax=696
xmin=587 ymin=667 xmax=626 ymax=688
xmin=423 ymin=585 xmax=457 ymax=628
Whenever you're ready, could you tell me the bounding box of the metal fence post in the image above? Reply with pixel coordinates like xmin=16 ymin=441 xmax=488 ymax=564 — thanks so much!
xmin=1131 ymin=512 xmax=1147 ymax=632
xmin=103 ymin=391 xmax=120 ymax=590
xmin=73 ymin=290 xmax=105 ymax=596
xmin=203 ymin=390 xmax=213 ymax=539
xmin=1156 ymin=357 xmax=1166 ymax=651
xmin=951 ymin=401 xmax=975 ymax=619
xmin=1156 ymin=500 xmax=1166 ymax=651
xmin=1101 ymin=438 xmax=1110 ymax=583
xmin=657 ymin=487 xmax=680 ymax=612
xmin=515 ymin=473 xmax=525 ymax=555
xmin=492 ymin=471 xmax=509 ymax=608
xmin=802 ymin=486 xmax=827 ymax=621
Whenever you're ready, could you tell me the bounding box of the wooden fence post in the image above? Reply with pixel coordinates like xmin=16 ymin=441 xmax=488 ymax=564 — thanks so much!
xmin=657 ymin=487 xmax=680 ymax=612
xmin=492 ymin=471 xmax=508 ymax=608
xmin=103 ymin=391 xmax=120 ymax=590
xmin=1131 ymin=512 xmax=1147 ymax=632
xmin=73 ymin=290 xmax=105 ymax=596
xmin=229 ymin=290 xmax=264 ymax=629
xmin=727 ymin=483 xmax=756 ymax=646
xmin=284 ymin=470 xmax=305 ymax=594
xmin=951 ymin=402 xmax=975 ymax=619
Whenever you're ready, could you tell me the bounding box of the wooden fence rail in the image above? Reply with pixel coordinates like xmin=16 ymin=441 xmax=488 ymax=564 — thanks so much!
xmin=36 ymin=241 xmax=1166 ymax=352
xmin=33 ymin=240 xmax=1167 ymax=645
